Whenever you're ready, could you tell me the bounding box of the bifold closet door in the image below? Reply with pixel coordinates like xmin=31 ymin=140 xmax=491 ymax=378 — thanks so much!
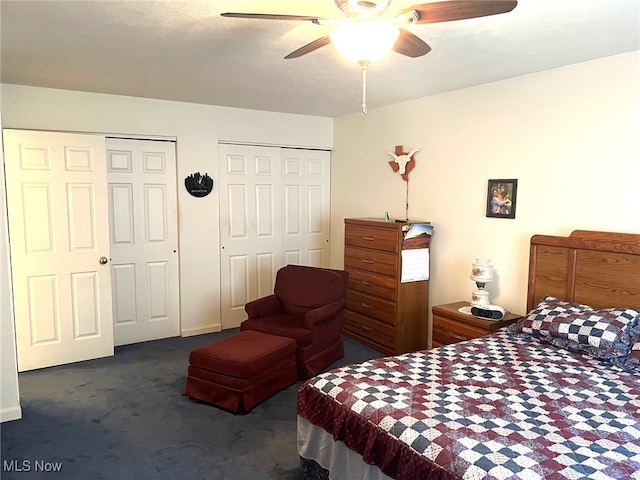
xmin=106 ymin=138 xmax=179 ymax=346
xmin=218 ymin=144 xmax=331 ymax=329
xmin=4 ymin=129 xmax=114 ymax=371
xmin=281 ymin=148 xmax=331 ymax=267
xmin=219 ymin=144 xmax=283 ymax=329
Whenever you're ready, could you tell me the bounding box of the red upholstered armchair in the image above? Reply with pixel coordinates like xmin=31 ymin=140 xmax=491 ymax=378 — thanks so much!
xmin=241 ymin=264 xmax=348 ymax=379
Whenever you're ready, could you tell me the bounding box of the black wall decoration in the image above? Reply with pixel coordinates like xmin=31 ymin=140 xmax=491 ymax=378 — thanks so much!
xmin=184 ymin=172 xmax=214 ymax=197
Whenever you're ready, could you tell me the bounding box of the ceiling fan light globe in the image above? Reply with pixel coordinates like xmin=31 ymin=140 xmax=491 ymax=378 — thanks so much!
xmin=330 ymin=21 xmax=400 ymax=64
xmin=334 ymin=0 xmax=392 ymax=17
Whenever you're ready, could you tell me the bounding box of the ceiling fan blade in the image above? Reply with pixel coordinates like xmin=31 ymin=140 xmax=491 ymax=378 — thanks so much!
xmin=221 ymin=12 xmax=321 ymax=22
xmin=393 ymin=29 xmax=432 ymax=58
xmin=403 ymin=0 xmax=517 ymax=24
xmin=285 ymin=36 xmax=332 ymax=59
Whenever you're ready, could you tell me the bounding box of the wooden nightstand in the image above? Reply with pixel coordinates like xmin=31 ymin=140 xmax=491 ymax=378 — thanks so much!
xmin=432 ymin=301 xmax=521 ymax=347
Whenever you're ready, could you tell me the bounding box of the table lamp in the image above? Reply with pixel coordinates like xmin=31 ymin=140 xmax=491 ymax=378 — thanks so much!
xmin=470 ymin=258 xmax=494 ymax=306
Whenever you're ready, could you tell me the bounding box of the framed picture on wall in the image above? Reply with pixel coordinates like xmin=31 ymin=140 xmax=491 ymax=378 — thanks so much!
xmin=486 ymin=179 xmax=518 ymax=219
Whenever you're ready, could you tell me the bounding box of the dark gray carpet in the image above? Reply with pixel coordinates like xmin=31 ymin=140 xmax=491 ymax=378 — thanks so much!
xmin=1 ymin=330 xmax=383 ymax=480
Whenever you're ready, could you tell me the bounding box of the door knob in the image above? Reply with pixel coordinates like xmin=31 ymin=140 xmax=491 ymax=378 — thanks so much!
xmin=99 ymin=256 xmax=109 ymax=265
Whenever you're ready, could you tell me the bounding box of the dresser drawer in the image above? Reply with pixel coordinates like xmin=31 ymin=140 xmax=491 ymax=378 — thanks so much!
xmin=432 ymin=315 xmax=488 ymax=345
xmin=344 ymin=246 xmax=397 ymax=276
xmin=346 ymin=290 xmax=396 ymax=324
xmin=345 ymin=224 xmax=397 ymax=252
xmin=344 ymin=310 xmax=395 ymax=350
xmin=347 ymin=268 xmax=396 ymax=301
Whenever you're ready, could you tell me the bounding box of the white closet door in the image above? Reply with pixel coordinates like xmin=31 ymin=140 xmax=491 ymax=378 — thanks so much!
xmin=106 ymin=138 xmax=179 ymax=346
xmin=281 ymin=148 xmax=331 ymax=267
xmin=219 ymin=144 xmax=284 ymax=329
xmin=218 ymin=144 xmax=331 ymax=330
xmin=4 ymin=129 xmax=114 ymax=371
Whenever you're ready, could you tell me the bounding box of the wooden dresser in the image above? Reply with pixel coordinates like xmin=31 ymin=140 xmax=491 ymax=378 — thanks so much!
xmin=343 ymin=217 xmax=430 ymax=355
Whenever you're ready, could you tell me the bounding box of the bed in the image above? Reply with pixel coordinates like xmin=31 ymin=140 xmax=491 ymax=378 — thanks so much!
xmin=297 ymin=230 xmax=640 ymax=480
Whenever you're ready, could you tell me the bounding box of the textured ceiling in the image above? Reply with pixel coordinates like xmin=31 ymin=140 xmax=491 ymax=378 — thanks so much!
xmin=1 ymin=0 xmax=639 ymax=118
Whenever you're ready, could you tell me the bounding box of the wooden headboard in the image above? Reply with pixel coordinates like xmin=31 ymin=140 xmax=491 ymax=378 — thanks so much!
xmin=527 ymin=230 xmax=640 ymax=312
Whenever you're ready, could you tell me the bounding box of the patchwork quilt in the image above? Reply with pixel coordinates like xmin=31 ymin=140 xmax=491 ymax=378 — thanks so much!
xmin=297 ymin=330 xmax=640 ymax=480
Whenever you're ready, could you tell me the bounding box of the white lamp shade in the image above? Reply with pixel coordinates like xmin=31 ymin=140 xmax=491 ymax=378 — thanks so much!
xmin=470 ymin=258 xmax=494 ymax=283
xmin=330 ymin=21 xmax=399 ymax=64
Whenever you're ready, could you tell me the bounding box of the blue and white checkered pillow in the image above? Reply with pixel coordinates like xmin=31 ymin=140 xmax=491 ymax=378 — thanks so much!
xmin=511 ymin=296 xmax=640 ymax=360
xmin=623 ymin=340 xmax=640 ymax=371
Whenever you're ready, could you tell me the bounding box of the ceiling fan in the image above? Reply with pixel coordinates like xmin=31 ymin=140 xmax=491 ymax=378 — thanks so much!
xmin=222 ymin=0 xmax=517 ymax=61
xmin=222 ymin=0 xmax=518 ymax=113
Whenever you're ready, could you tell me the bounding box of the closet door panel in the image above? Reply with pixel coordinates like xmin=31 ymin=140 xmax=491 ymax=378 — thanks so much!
xmin=219 ymin=145 xmax=331 ymax=329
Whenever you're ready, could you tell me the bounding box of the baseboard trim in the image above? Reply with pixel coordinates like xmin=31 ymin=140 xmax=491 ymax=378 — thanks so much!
xmin=181 ymin=324 xmax=221 ymax=337
xmin=1 ymin=406 xmax=23 ymax=423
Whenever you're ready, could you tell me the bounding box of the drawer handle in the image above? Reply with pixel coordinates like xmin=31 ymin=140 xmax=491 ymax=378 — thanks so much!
xmin=362 ymin=259 xmax=375 ymax=264
xmin=360 ymin=324 xmax=374 ymax=332
xmin=362 ymin=236 xmax=376 ymax=241
xmin=361 ymin=302 xmax=374 ymax=309
xmin=361 ymin=280 xmax=375 ymax=287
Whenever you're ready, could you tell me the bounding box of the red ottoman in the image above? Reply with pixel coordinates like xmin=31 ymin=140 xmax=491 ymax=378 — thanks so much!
xmin=184 ymin=330 xmax=297 ymax=414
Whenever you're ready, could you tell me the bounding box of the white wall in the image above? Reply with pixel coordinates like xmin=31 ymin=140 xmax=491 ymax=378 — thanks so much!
xmin=331 ymin=51 xmax=640 ymax=343
xmin=1 ymin=86 xmax=333 ymax=337
xmin=0 ymin=108 xmax=22 ymax=422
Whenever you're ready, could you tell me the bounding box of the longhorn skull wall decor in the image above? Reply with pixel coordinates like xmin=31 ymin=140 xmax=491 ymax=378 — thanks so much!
xmin=387 ymin=145 xmax=419 ymax=181
xmin=386 ymin=145 xmax=420 ymax=221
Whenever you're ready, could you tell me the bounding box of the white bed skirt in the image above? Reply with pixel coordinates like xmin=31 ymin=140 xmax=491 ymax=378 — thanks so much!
xmin=297 ymin=415 xmax=394 ymax=480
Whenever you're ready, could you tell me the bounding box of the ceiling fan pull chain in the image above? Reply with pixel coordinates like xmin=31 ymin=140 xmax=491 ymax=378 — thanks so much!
xmin=361 ymin=63 xmax=368 ymax=115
